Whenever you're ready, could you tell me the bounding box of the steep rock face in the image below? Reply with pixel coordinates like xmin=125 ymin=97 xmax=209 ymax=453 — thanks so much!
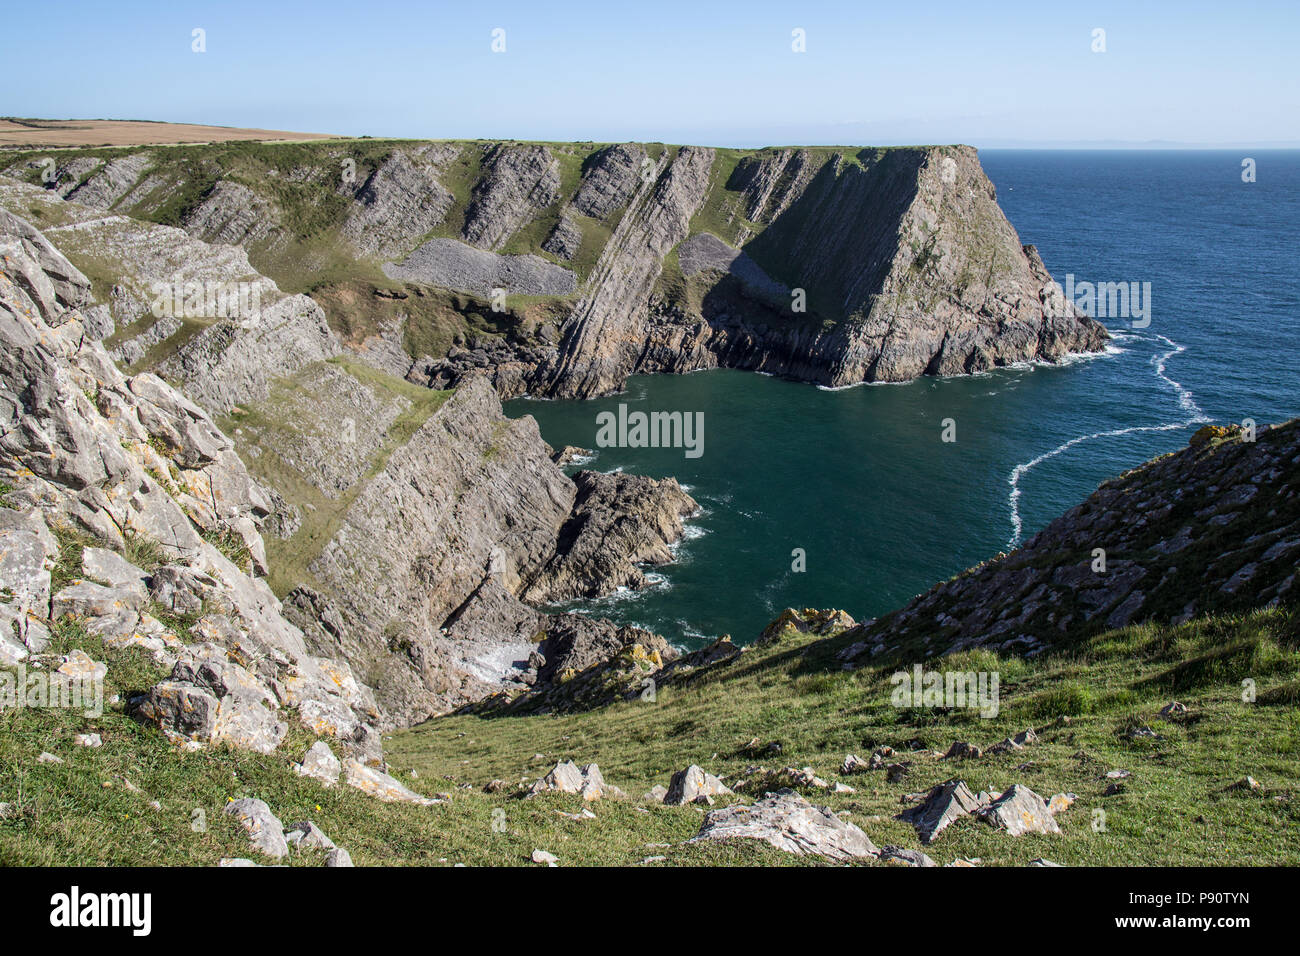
xmin=284 ymin=375 xmax=695 ymax=724
xmin=830 ymin=422 xmax=1300 ymax=666
xmin=1 ymin=191 xmax=700 ymax=728
xmin=4 ymin=141 xmax=1106 ymax=401
xmin=155 ymin=296 xmax=340 ymax=414
xmin=524 ymin=470 xmax=698 ymax=603
xmin=541 ymin=213 xmax=583 ymax=260
xmin=461 ymin=144 xmax=561 ymax=251
xmin=571 ymin=144 xmax=647 ymax=220
xmin=535 ymin=145 xmax=1106 ymax=397
xmin=342 ymin=145 xmax=459 ymax=258
xmin=535 ymin=145 xmax=716 ymax=398
xmin=730 ymin=148 xmax=819 ymax=226
xmin=0 ymin=211 xmax=381 ymax=760
xmin=1 ymin=181 xmax=341 ymax=414
xmin=183 ymin=181 xmax=280 ymax=247
xmin=63 ymin=153 xmax=153 ymax=209
xmin=306 ymin=376 xmax=573 ymax=639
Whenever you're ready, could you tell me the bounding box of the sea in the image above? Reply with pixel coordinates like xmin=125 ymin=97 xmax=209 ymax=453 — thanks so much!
xmin=505 ymin=150 xmax=1300 ymax=649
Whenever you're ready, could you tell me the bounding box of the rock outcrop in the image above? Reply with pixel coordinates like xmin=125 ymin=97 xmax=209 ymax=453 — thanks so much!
xmin=830 ymin=420 xmax=1300 ymax=666
xmin=461 ymin=144 xmax=561 ymax=251
xmin=2 ymin=186 xmax=700 ymax=727
xmin=523 ymin=470 xmax=697 ymax=603
xmin=690 ymin=789 xmax=879 ymax=862
xmin=343 ymin=144 xmax=459 ymax=257
xmin=535 ymin=145 xmax=714 ymax=397
xmin=184 ymin=181 xmax=280 ymax=247
xmin=0 ymin=210 xmax=383 ymax=766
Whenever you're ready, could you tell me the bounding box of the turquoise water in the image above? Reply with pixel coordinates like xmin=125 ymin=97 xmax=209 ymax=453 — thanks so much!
xmin=507 ymin=151 xmax=1300 ymax=648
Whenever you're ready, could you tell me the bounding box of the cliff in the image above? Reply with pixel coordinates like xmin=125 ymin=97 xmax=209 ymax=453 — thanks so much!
xmin=0 ymin=206 xmax=383 ymax=764
xmin=3 ymin=139 xmax=1107 ymax=400
xmin=826 ymin=421 xmax=1300 ymax=667
xmin=0 ymin=199 xmax=694 ymax=726
xmin=2 ymin=201 xmax=1294 ymax=867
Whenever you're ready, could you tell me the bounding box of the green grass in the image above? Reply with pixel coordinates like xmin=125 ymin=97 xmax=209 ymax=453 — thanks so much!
xmin=4 ymin=604 xmax=1295 ymax=865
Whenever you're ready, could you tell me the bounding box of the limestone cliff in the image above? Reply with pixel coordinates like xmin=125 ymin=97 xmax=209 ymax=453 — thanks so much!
xmin=0 ymin=191 xmax=698 ymax=728
xmin=4 ymin=139 xmax=1107 ymax=399
xmin=0 ymin=208 xmax=383 ymax=763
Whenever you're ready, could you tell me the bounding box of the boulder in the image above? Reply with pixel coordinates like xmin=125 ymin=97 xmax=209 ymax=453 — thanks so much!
xmin=880 ymin=845 xmax=937 ymax=867
xmin=529 ymin=760 xmax=619 ymax=801
xmin=284 ymin=820 xmax=336 ymax=851
xmin=691 ymin=789 xmax=879 ymax=862
xmin=132 ymin=681 xmax=221 ymax=742
xmin=325 ymin=847 xmax=354 ymax=867
xmin=343 ymin=758 xmax=441 ymax=805
xmin=223 ymin=798 xmax=289 ymax=859
xmin=0 ymin=523 xmax=52 ymax=617
xmin=943 ymin=741 xmax=982 ymax=761
xmin=899 ymin=779 xmax=989 ymax=844
xmin=56 ymin=649 xmax=108 ymax=683
xmin=982 ymin=784 xmax=1061 ymax=837
xmin=295 ymin=741 xmax=341 ymax=787
xmin=664 ymin=765 xmax=734 ymax=806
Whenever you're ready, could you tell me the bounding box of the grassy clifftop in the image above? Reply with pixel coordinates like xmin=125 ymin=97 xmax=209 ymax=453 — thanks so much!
xmin=4 ymin=594 xmax=1296 ymax=865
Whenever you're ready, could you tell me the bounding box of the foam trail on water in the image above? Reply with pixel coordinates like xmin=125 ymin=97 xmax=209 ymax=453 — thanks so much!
xmin=1005 ymin=333 xmax=1210 ymax=548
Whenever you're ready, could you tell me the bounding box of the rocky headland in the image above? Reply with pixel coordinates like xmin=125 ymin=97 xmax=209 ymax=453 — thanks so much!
xmin=3 ymin=139 xmax=1107 ymax=404
xmin=2 ymin=137 xmax=1293 ymax=868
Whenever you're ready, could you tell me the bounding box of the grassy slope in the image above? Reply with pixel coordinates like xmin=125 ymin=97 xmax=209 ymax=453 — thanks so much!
xmin=4 ymin=571 xmax=1295 ymax=864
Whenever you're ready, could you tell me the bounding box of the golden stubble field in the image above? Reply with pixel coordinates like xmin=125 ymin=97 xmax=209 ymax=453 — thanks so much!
xmin=0 ymin=118 xmax=340 ymax=149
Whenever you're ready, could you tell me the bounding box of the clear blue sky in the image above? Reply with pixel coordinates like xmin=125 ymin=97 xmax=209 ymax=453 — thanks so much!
xmin=5 ymin=0 xmax=1297 ymax=147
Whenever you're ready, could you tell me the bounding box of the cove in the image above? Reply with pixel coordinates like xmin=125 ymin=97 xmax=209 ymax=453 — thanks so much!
xmin=507 ymin=149 xmax=1300 ymax=650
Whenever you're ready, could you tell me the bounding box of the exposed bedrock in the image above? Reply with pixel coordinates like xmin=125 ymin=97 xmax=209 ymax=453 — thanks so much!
xmin=530 ymin=145 xmax=1106 ymax=398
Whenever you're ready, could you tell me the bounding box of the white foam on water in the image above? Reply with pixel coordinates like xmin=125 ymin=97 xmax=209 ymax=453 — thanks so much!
xmin=1004 ymin=332 xmax=1210 ymax=548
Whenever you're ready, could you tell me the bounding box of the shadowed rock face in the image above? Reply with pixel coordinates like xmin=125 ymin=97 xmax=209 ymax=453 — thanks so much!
xmin=533 ymin=145 xmax=1107 ymax=398
xmin=828 ymin=421 xmax=1300 ymax=666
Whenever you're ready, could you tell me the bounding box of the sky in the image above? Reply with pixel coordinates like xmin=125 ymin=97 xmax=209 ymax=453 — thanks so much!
xmin=4 ymin=0 xmax=1298 ymax=147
